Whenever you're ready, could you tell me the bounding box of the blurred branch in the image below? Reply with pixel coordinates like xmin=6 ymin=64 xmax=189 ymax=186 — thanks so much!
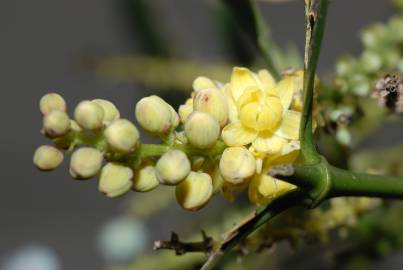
xmin=221 ymin=0 xmax=281 ymax=80
xmin=125 ymin=0 xmax=170 ymax=56
xmin=154 ymin=232 xmax=214 ymax=255
xmin=81 ymin=55 xmax=230 ymax=92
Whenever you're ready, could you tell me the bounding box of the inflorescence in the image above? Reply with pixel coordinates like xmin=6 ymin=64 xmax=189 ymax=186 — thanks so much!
xmin=34 ymin=67 xmax=313 ymax=210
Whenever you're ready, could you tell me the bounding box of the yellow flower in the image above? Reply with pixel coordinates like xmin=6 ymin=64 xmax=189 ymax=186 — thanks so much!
xmin=221 ymin=67 xmax=302 ymax=156
xmin=248 ymin=163 xmax=297 ymax=205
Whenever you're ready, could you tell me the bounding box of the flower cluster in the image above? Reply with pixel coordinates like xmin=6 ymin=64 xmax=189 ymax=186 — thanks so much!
xmin=34 ymin=67 xmax=308 ymax=210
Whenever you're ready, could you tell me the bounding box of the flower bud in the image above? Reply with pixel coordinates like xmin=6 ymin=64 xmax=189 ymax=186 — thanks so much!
xmin=43 ymin=110 xmax=70 ymax=137
xmin=184 ymin=111 xmax=220 ymax=149
xmin=74 ymin=100 xmax=104 ymax=130
xmin=40 ymin=93 xmax=66 ymax=115
xmin=175 ymin=172 xmax=213 ymax=211
xmin=156 ymin=150 xmax=190 ymax=185
xmin=99 ymin=163 xmax=133 ymax=198
xmin=193 ymin=88 xmax=228 ymax=127
xmin=219 ymin=146 xmax=256 ymax=185
xmin=69 ymin=147 xmax=103 ymax=179
xmin=135 ymin=96 xmax=173 ymax=133
xmin=33 ymin=145 xmax=64 ymax=171
xmin=336 ymin=127 xmax=352 ymax=146
xmin=178 ymin=98 xmax=193 ymax=123
xmin=132 ymin=164 xmax=159 ymax=192
xmin=104 ymin=119 xmax=140 ymax=153
xmin=92 ymin=99 xmax=120 ymax=125
xmin=193 ymin=76 xmax=216 ymax=91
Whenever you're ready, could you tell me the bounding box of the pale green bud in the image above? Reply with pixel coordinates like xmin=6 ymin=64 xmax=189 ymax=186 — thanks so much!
xmin=184 ymin=111 xmax=220 ymax=149
xmin=361 ymin=51 xmax=382 ymax=72
xmin=132 ymin=164 xmax=159 ymax=192
xmin=99 ymin=163 xmax=133 ymax=198
xmin=74 ymin=100 xmax=104 ymax=130
xmin=336 ymin=128 xmax=352 ymax=146
xmin=104 ymin=119 xmax=140 ymax=153
xmin=135 ymin=96 xmax=173 ymax=133
xmin=219 ymin=146 xmax=256 ymax=185
xmin=43 ymin=110 xmax=70 ymax=137
xmin=156 ymin=150 xmax=190 ymax=185
xmin=33 ymin=145 xmax=64 ymax=171
xmin=178 ymin=98 xmax=193 ymax=123
xmin=40 ymin=93 xmax=66 ymax=115
xmin=192 ymin=76 xmax=217 ymax=91
xmin=193 ymin=88 xmax=228 ymax=127
xmin=175 ymin=171 xmax=213 ymax=211
xmin=92 ymin=99 xmax=120 ymax=125
xmin=69 ymin=147 xmax=103 ymax=179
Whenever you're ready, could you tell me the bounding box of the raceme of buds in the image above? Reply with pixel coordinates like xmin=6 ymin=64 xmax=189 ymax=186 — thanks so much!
xmin=156 ymin=150 xmax=191 ymax=185
xmin=104 ymin=119 xmax=140 ymax=153
xmin=74 ymin=100 xmax=105 ymax=130
xmin=69 ymin=147 xmax=103 ymax=179
xmin=35 ymin=67 xmax=309 ymax=208
xmin=92 ymin=99 xmax=120 ymax=125
xmin=184 ymin=111 xmax=220 ymax=149
xmin=135 ymin=95 xmax=177 ymax=134
xmin=43 ymin=110 xmax=71 ymax=137
xmin=219 ymin=146 xmax=256 ymax=185
xmin=33 ymin=145 xmax=64 ymax=171
xmin=99 ymin=163 xmax=133 ymax=198
xmin=132 ymin=164 xmax=159 ymax=192
xmin=175 ymin=171 xmax=213 ymax=211
xmin=193 ymin=88 xmax=228 ymax=127
xmin=40 ymin=93 xmax=66 ymax=115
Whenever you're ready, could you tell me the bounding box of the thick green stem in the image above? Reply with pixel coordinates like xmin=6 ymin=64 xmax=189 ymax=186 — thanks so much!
xmin=329 ymin=166 xmax=403 ymax=199
xmin=300 ymin=0 xmax=329 ymax=164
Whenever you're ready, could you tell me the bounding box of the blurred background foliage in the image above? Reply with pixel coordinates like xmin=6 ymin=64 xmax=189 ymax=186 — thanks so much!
xmin=2 ymin=0 xmax=403 ymax=269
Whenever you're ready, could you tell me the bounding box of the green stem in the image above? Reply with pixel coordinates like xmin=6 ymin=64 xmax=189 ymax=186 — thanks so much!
xmin=300 ymin=0 xmax=329 ymax=164
xmin=329 ymin=166 xmax=403 ymax=199
xmin=138 ymin=141 xmax=227 ymax=160
xmin=138 ymin=144 xmax=170 ymax=159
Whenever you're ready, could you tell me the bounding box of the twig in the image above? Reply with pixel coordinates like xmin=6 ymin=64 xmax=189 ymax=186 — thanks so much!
xmin=153 ymin=231 xmax=214 ymax=255
xmin=200 ymin=189 xmax=307 ymax=270
xmin=300 ymin=0 xmax=329 ymax=164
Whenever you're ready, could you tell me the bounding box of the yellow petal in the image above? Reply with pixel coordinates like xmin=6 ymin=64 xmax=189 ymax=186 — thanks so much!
xmin=193 ymin=76 xmax=217 ymax=91
xmin=257 ymin=175 xmax=296 ymax=199
xmin=221 ymin=122 xmax=257 ymax=146
xmin=236 ymin=87 xmax=262 ymax=109
xmin=275 ymin=110 xmax=301 ymax=140
xmin=248 ymin=171 xmax=296 ymax=204
xmin=258 ymin=69 xmax=276 ymax=91
xmin=239 ymin=96 xmax=283 ymax=131
xmin=230 ymin=67 xmax=259 ymax=101
xmin=275 ymin=76 xmax=295 ymax=111
xmin=223 ymin=84 xmax=239 ymax=123
xmin=252 ymin=133 xmax=286 ymax=155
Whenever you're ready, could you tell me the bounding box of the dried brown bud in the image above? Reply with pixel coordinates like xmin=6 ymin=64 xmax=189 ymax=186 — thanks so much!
xmin=373 ymin=74 xmax=403 ymax=114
